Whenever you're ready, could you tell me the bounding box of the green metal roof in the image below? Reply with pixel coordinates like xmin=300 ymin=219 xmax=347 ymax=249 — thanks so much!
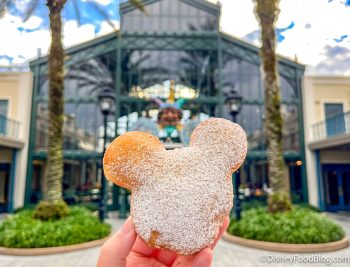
xmin=29 ymin=28 xmax=304 ymax=72
xmin=29 ymin=31 xmax=119 ymax=68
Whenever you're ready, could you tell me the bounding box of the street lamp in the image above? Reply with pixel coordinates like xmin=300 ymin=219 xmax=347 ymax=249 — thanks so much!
xmin=98 ymin=88 xmax=115 ymax=222
xmin=225 ymin=89 xmax=243 ymax=220
xmin=225 ymin=89 xmax=243 ymax=122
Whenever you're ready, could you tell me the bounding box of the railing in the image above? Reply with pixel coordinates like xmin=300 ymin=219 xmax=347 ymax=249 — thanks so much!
xmin=312 ymin=111 xmax=350 ymax=142
xmin=0 ymin=114 xmax=22 ymax=139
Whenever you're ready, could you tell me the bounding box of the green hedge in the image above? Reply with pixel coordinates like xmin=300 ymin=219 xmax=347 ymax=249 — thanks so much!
xmin=0 ymin=207 xmax=111 ymax=248
xmin=228 ymin=207 xmax=344 ymax=244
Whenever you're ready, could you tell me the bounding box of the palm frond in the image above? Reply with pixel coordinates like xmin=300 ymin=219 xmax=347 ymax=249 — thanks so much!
xmin=71 ymin=0 xmax=81 ymax=26
xmin=0 ymin=0 xmax=12 ymax=19
xmin=130 ymin=0 xmax=146 ymax=13
xmin=22 ymin=0 xmax=40 ymax=22
xmin=86 ymin=0 xmax=116 ymax=30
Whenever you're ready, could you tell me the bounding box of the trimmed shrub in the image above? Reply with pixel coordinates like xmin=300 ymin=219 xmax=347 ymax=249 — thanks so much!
xmin=0 ymin=207 xmax=111 ymax=248
xmin=228 ymin=207 xmax=344 ymax=244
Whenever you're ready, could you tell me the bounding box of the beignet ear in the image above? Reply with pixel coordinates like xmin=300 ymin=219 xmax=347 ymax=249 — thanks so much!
xmin=103 ymin=131 xmax=166 ymax=190
xmin=189 ymin=118 xmax=247 ymax=172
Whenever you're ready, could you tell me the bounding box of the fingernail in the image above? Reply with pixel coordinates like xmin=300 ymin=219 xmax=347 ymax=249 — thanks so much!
xmin=120 ymin=216 xmax=133 ymax=235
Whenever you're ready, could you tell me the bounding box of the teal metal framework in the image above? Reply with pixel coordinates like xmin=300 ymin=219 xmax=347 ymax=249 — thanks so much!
xmin=26 ymin=0 xmax=307 ymax=208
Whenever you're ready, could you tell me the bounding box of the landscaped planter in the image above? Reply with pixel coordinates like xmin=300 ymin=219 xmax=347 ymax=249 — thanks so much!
xmin=0 ymin=235 xmax=110 ymax=256
xmin=223 ymin=232 xmax=349 ymax=253
xmin=0 ymin=207 xmax=111 ymax=253
xmin=225 ymin=206 xmax=349 ymax=252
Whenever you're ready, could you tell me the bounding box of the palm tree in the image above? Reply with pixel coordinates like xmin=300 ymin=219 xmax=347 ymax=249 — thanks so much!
xmin=1 ymin=0 xmax=144 ymax=219
xmin=254 ymin=0 xmax=291 ymax=212
xmin=44 ymin=0 xmax=67 ymax=204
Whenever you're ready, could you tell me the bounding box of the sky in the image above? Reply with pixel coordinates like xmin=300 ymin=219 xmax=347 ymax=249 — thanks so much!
xmin=0 ymin=0 xmax=350 ymax=74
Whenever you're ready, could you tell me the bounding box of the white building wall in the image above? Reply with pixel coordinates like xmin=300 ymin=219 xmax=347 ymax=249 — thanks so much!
xmin=303 ymin=75 xmax=350 ymax=210
xmin=13 ymin=72 xmax=33 ymax=209
xmin=0 ymin=72 xmax=33 ymax=210
xmin=303 ymin=76 xmax=319 ymax=207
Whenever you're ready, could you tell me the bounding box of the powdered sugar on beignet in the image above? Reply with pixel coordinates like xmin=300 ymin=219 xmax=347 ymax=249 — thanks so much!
xmin=103 ymin=118 xmax=247 ymax=255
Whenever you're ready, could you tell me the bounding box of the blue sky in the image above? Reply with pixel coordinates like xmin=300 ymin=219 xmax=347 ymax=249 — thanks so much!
xmin=1 ymin=0 xmax=350 ymax=74
xmin=8 ymin=0 xmax=120 ymax=33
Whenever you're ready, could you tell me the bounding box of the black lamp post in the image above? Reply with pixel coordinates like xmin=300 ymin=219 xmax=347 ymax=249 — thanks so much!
xmin=98 ymin=88 xmax=115 ymax=222
xmin=225 ymin=90 xmax=243 ymax=220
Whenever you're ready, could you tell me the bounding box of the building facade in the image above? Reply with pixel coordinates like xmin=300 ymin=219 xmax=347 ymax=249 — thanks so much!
xmin=26 ymin=0 xmax=306 ymax=210
xmin=0 ymin=72 xmax=32 ymax=212
xmin=304 ymin=75 xmax=350 ymax=211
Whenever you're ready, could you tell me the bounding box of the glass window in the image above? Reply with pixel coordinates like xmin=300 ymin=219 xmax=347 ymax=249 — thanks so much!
xmin=31 ymin=159 xmax=102 ymax=205
xmin=38 ymin=53 xmax=116 ymax=98
xmin=227 ymin=104 xmax=299 ymax=152
xmin=281 ymin=104 xmax=299 ymax=151
xmin=325 ymin=103 xmax=343 ymax=119
xmin=223 ymin=55 xmax=299 ymax=102
xmin=35 ymin=103 xmax=48 ymax=151
xmin=0 ymin=100 xmax=8 ymax=116
xmin=232 ymin=105 xmax=265 ymax=151
xmin=324 ymin=103 xmax=345 ymax=137
xmin=121 ymin=0 xmax=218 ymax=33
xmin=222 ymin=56 xmax=263 ymax=101
xmin=280 ymin=76 xmax=297 ymax=100
xmin=121 ymin=49 xmax=218 ymax=97
xmin=35 ymin=102 xmax=115 ymax=152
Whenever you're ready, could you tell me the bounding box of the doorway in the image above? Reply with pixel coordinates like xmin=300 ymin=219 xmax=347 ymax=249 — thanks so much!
xmin=323 ymin=164 xmax=350 ymax=211
xmin=0 ymin=163 xmax=10 ymax=212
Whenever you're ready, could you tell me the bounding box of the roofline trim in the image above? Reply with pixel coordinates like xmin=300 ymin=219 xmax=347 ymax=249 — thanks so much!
xmin=120 ymin=0 xmax=220 ymax=15
xmin=29 ymin=30 xmax=304 ymax=72
xmin=29 ymin=31 xmax=118 ymax=67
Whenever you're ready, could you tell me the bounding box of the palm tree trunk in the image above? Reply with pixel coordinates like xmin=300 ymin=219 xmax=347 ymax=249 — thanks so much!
xmin=254 ymin=0 xmax=291 ymax=212
xmin=45 ymin=0 xmax=67 ymax=203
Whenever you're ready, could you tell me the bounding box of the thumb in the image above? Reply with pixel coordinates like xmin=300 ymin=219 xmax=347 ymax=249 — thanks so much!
xmin=97 ymin=216 xmax=136 ymax=267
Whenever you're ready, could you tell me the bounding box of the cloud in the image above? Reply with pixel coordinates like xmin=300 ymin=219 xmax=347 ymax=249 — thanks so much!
xmin=219 ymin=0 xmax=258 ymax=38
xmin=0 ymin=55 xmax=14 ymax=63
xmin=309 ymin=45 xmax=350 ymax=74
xmin=0 ymin=12 xmax=116 ymax=67
xmin=0 ymin=14 xmax=50 ymax=66
xmin=97 ymin=20 xmax=119 ymax=35
xmin=81 ymin=0 xmax=113 ymax=6
xmin=243 ymin=30 xmax=259 ymax=44
xmin=219 ymin=0 xmax=350 ymax=72
xmin=63 ymin=20 xmax=96 ymax=47
xmin=1 ymin=0 xmax=350 ymax=75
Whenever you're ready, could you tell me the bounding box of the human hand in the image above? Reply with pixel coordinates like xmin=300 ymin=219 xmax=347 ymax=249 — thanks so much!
xmin=97 ymin=216 xmax=229 ymax=267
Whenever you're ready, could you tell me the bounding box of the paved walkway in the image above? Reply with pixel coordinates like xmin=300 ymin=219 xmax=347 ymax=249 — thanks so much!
xmin=0 ymin=212 xmax=349 ymax=267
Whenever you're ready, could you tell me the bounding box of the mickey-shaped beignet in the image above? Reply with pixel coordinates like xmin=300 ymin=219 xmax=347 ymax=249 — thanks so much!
xmin=103 ymin=118 xmax=247 ymax=255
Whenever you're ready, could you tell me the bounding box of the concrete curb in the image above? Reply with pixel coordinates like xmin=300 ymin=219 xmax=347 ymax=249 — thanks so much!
xmin=0 ymin=235 xmax=111 ymax=256
xmin=222 ymin=232 xmax=349 ymax=253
